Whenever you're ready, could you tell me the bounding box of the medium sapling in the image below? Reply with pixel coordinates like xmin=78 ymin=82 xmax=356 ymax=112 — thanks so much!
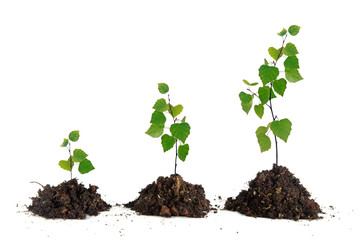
xmin=59 ymin=130 xmax=95 ymax=179
xmin=239 ymin=25 xmax=302 ymax=165
xmin=145 ymin=83 xmax=190 ymax=175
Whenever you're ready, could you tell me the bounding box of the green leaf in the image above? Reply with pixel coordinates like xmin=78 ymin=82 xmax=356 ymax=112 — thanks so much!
xmin=270 ymin=118 xmax=292 ymax=142
xmin=161 ymin=134 xmax=176 ymax=152
xmin=78 ymin=159 xmax=95 ymax=174
xmin=243 ymin=79 xmax=258 ymax=86
xmin=283 ymin=43 xmax=299 ymax=56
xmin=285 ymin=68 xmax=303 ymax=83
xmin=171 ymin=104 xmax=183 ymax=118
xmin=181 ymin=116 xmax=186 ymax=123
xmin=178 ymin=144 xmax=189 ymax=162
xmin=284 ymin=56 xmax=299 ymax=69
xmin=254 ymin=104 xmax=264 ymax=119
xmin=60 ymin=138 xmax=69 ymax=147
xmin=170 ymin=123 xmax=191 ymax=143
xmin=59 ymin=160 xmax=72 ymax=171
xmin=239 ymin=91 xmax=253 ymax=103
xmin=145 ymin=124 xmax=164 ymax=138
xmin=273 ymin=78 xmax=287 ymax=96
xmin=153 ymin=98 xmax=169 ymax=112
xmin=158 ymin=83 xmax=169 ymax=94
xmin=258 ymin=86 xmax=276 ymax=105
xmin=258 ymin=65 xmax=279 ymax=85
xmin=255 ymin=126 xmax=269 ymax=135
xmin=278 ymin=28 xmax=287 ymax=36
xmin=69 ymin=130 xmax=80 ymax=142
xmin=150 ymin=111 xmax=166 ymax=125
xmin=288 ymin=25 xmax=301 ymax=36
xmin=256 ymin=133 xmax=271 ymax=152
xmin=268 ymin=47 xmax=279 ymax=61
xmin=73 ymin=149 xmax=88 ymax=162
xmin=241 ymin=101 xmax=253 ymax=114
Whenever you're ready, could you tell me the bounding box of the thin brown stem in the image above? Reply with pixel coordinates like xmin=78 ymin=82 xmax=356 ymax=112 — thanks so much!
xmin=168 ymin=94 xmax=178 ymax=175
xmin=30 ymin=181 xmax=44 ymax=188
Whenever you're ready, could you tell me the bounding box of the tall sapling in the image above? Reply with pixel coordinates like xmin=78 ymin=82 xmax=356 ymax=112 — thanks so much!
xmin=59 ymin=130 xmax=95 ymax=179
xmin=239 ymin=25 xmax=302 ymax=165
xmin=146 ymin=83 xmax=191 ymax=175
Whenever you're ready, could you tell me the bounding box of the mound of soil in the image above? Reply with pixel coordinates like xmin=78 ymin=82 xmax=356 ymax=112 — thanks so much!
xmin=28 ymin=179 xmax=111 ymax=219
xmin=225 ymin=164 xmax=321 ymax=220
xmin=124 ymin=174 xmax=210 ymax=218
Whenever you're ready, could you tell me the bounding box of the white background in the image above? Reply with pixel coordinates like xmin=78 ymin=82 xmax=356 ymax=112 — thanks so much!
xmin=1 ymin=0 xmax=361 ymax=239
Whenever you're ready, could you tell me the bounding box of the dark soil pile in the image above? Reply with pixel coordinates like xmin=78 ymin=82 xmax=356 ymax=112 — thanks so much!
xmin=28 ymin=179 xmax=111 ymax=219
xmin=225 ymin=164 xmax=321 ymax=220
xmin=124 ymin=174 xmax=210 ymax=218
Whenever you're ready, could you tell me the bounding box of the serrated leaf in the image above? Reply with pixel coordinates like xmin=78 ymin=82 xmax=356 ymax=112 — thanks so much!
xmin=243 ymin=79 xmax=258 ymax=86
xmin=239 ymin=91 xmax=253 ymax=103
xmin=59 ymin=160 xmax=72 ymax=171
xmin=153 ymin=98 xmax=169 ymax=112
xmin=256 ymin=126 xmax=269 ymax=135
xmin=181 ymin=116 xmax=186 ymax=123
xmin=284 ymin=43 xmax=299 ymax=56
xmin=161 ymin=134 xmax=176 ymax=152
xmin=284 ymin=56 xmax=299 ymax=69
xmin=273 ymin=78 xmax=287 ymax=96
xmin=158 ymin=83 xmax=169 ymax=94
xmin=145 ymin=123 xmax=164 ymax=138
xmin=268 ymin=47 xmax=279 ymax=61
xmin=78 ymin=159 xmax=95 ymax=174
xmin=288 ymin=25 xmax=301 ymax=36
xmin=258 ymin=86 xmax=276 ymax=105
xmin=73 ymin=148 xmax=88 ymax=162
xmin=254 ymin=104 xmax=264 ymax=119
xmin=258 ymin=65 xmax=279 ymax=85
xmin=241 ymin=96 xmax=253 ymax=114
xmin=60 ymin=138 xmax=69 ymax=147
xmin=170 ymin=123 xmax=190 ymax=143
xmin=150 ymin=111 xmax=166 ymax=125
xmin=285 ymin=68 xmax=303 ymax=83
xmin=270 ymin=119 xmax=292 ymax=142
xmin=69 ymin=130 xmax=80 ymax=142
xmin=171 ymin=104 xmax=183 ymax=118
xmin=278 ymin=28 xmax=287 ymax=36
xmin=178 ymin=144 xmax=189 ymax=162
xmin=257 ymin=133 xmax=271 ymax=152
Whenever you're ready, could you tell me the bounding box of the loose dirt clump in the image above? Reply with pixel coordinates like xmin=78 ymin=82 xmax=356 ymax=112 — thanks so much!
xmin=28 ymin=179 xmax=110 ymax=219
xmin=225 ymin=164 xmax=322 ymax=220
xmin=125 ymin=174 xmax=210 ymax=218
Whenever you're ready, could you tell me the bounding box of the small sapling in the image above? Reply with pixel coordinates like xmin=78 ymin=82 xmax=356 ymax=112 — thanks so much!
xmin=239 ymin=25 xmax=302 ymax=165
xmin=59 ymin=130 xmax=95 ymax=179
xmin=146 ymin=83 xmax=190 ymax=175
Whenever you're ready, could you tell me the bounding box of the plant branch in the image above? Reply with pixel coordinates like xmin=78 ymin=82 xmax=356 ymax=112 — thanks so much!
xmin=67 ymin=143 xmax=73 ymax=180
xmin=247 ymin=88 xmax=271 ymax=108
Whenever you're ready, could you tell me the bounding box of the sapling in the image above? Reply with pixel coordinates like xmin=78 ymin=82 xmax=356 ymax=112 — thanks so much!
xmin=146 ymin=83 xmax=190 ymax=175
xmin=59 ymin=130 xmax=95 ymax=179
xmin=239 ymin=25 xmax=302 ymax=165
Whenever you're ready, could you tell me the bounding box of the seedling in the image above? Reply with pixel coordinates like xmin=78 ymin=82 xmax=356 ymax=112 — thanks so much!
xmin=146 ymin=83 xmax=190 ymax=175
xmin=239 ymin=25 xmax=302 ymax=165
xmin=59 ymin=130 xmax=95 ymax=179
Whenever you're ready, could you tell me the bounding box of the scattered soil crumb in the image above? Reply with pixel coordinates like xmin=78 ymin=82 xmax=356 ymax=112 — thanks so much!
xmin=225 ymin=164 xmax=322 ymax=220
xmin=124 ymin=174 xmax=210 ymax=218
xmin=28 ymin=178 xmax=110 ymax=219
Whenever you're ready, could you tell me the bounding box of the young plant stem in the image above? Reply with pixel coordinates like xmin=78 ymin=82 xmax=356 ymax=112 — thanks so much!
xmin=67 ymin=143 xmax=73 ymax=180
xmin=168 ymin=94 xmax=178 ymax=175
xmin=269 ymin=34 xmax=287 ymax=166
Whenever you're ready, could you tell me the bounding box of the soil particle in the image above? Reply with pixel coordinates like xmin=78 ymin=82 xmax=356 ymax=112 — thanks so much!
xmin=225 ymin=164 xmax=322 ymax=220
xmin=124 ymin=174 xmax=210 ymax=218
xmin=28 ymin=178 xmax=110 ymax=219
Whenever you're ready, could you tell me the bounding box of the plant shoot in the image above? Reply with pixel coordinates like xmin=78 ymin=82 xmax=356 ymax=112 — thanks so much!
xmin=239 ymin=25 xmax=302 ymax=165
xmin=146 ymin=83 xmax=190 ymax=175
xmin=59 ymin=130 xmax=95 ymax=179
